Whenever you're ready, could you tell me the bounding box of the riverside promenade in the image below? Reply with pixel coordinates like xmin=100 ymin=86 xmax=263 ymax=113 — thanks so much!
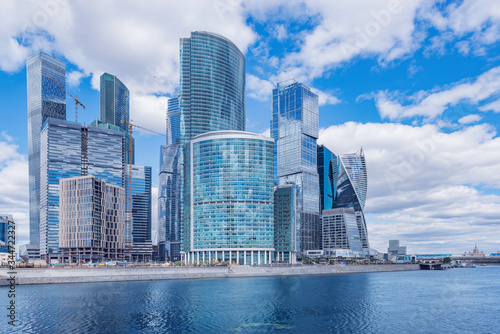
xmin=0 ymin=264 xmax=419 ymax=285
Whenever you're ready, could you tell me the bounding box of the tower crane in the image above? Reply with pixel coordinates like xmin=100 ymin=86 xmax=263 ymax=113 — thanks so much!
xmin=41 ymin=70 xmax=85 ymax=123
xmin=121 ymin=120 xmax=165 ymax=260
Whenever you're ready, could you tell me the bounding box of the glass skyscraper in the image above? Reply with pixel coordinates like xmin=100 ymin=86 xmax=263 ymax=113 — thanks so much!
xmin=90 ymin=119 xmax=135 ymax=164
xmin=100 ymin=73 xmax=130 ymax=132
xmin=317 ymin=145 xmax=337 ymax=211
xmin=321 ymin=208 xmax=363 ymax=258
xmin=274 ymin=185 xmax=298 ymax=263
xmin=179 ymin=31 xmax=245 ymax=143
xmin=332 ymin=149 xmax=370 ymax=255
xmin=39 ymin=118 xmax=124 ymax=259
xmin=27 ymin=52 xmax=66 ymax=248
xmin=183 ymin=131 xmax=274 ymax=265
xmin=271 ymin=80 xmax=321 ymax=253
xmin=158 ymin=96 xmax=182 ymax=261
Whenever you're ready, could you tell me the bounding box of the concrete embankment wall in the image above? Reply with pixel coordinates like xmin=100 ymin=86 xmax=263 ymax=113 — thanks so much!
xmin=0 ymin=264 xmax=419 ymax=285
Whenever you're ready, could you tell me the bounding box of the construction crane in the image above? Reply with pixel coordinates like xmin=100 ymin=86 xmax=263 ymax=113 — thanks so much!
xmin=41 ymin=70 xmax=85 ymax=123
xmin=121 ymin=120 xmax=165 ymax=261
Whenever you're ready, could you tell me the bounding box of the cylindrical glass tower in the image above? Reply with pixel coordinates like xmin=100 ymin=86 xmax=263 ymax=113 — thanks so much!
xmin=184 ymin=131 xmax=274 ymax=265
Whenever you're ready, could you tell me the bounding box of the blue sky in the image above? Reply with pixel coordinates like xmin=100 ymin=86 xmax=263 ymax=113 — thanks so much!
xmin=1 ymin=0 xmax=500 ymax=254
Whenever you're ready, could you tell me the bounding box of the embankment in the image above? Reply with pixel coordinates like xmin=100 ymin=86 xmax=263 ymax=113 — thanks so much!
xmin=0 ymin=264 xmax=419 ymax=285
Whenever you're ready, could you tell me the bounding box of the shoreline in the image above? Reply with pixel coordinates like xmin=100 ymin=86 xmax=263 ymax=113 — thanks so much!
xmin=0 ymin=264 xmax=419 ymax=285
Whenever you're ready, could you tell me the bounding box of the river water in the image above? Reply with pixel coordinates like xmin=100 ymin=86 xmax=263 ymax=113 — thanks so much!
xmin=2 ymin=265 xmax=499 ymax=333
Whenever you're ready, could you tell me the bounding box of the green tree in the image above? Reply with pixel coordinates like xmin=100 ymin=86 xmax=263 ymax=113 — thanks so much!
xmin=443 ymin=257 xmax=452 ymax=264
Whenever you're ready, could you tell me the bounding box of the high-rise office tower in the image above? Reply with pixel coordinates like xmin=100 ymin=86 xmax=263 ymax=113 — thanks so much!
xmin=97 ymin=72 xmax=134 ymax=164
xmin=183 ymin=131 xmax=274 ymax=265
xmin=274 ymin=185 xmax=298 ymax=263
xmin=179 ymin=32 xmax=246 ymax=261
xmin=271 ymin=80 xmax=321 ymax=253
xmin=27 ymin=52 xmax=66 ymax=248
xmin=158 ymin=96 xmax=182 ymax=262
xmin=0 ymin=214 xmax=13 ymax=252
xmin=100 ymin=73 xmax=130 ymax=132
xmin=321 ymin=208 xmax=363 ymax=257
xmin=317 ymin=145 xmax=337 ymax=212
xmin=59 ymin=176 xmax=126 ymax=263
xmin=39 ymin=118 xmax=124 ymax=259
xmin=125 ymin=165 xmax=152 ymax=261
xmin=332 ymin=149 xmax=370 ymax=255
xmin=179 ymin=31 xmax=245 ymax=143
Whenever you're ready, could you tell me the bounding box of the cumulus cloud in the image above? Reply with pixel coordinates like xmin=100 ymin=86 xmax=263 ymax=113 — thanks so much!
xmin=370 ymin=66 xmax=500 ymax=121
xmin=0 ymin=132 xmax=29 ymax=247
xmin=458 ymin=114 xmax=482 ymax=125
xmin=318 ymin=122 xmax=500 ymax=253
xmin=0 ymin=0 xmax=256 ymax=132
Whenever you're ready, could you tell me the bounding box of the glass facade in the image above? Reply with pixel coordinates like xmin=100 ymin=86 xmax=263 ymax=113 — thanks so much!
xmin=274 ymin=185 xmax=297 ymax=263
xmin=27 ymin=52 xmax=66 ymax=247
xmin=90 ymin=119 xmax=135 ymax=164
xmin=167 ymin=96 xmax=181 ymax=145
xmin=0 ymin=214 xmax=13 ymax=245
xmin=271 ymin=80 xmax=321 ymax=253
xmin=124 ymin=165 xmax=152 ymax=259
xmin=179 ymin=31 xmax=245 ymax=143
xmin=183 ymin=131 xmax=274 ymax=265
xmin=332 ymin=149 xmax=370 ymax=254
xmin=39 ymin=118 xmax=125 ymax=258
xmin=317 ymin=145 xmax=337 ymax=211
xmin=100 ymin=73 xmax=130 ymax=132
xmin=158 ymin=144 xmax=182 ymax=262
xmin=322 ymin=208 xmax=363 ymax=258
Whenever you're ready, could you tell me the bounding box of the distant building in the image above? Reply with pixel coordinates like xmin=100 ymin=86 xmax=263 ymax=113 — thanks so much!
xmin=274 ymin=184 xmax=298 ymax=264
xmin=27 ymin=52 xmax=66 ymax=248
xmin=322 ymin=208 xmax=363 ymax=258
xmin=182 ymin=131 xmax=274 ymax=265
xmin=19 ymin=244 xmax=40 ymax=262
xmin=388 ymin=240 xmax=407 ymax=256
xmin=59 ymin=176 xmax=126 ymax=263
xmin=272 ymin=80 xmax=321 ymax=253
xmin=0 ymin=214 xmax=12 ymax=245
xmin=100 ymin=73 xmax=130 ymax=132
xmin=462 ymin=244 xmax=486 ymax=257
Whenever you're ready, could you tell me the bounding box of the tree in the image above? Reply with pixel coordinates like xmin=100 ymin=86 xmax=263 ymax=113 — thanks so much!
xmin=443 ymin=257 xmax=452 ymax=264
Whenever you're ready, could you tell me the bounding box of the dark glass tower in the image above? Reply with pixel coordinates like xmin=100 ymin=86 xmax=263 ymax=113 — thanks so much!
xmin=317 ymin=145 xmax=337 ymax=211
xmin=271 ymin=80 xmax=321 ymax=253
xmin=27 ymin=52 xmax=66 ymax=248
xmin=100 ymin=73 xmax=130 ymax=132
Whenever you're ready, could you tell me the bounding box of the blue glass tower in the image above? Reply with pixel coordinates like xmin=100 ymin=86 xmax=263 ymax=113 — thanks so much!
xmin=0 ymin=214 xmax=13 ymax=247
xmin=158 ymin=96 xmax=182 ymax=262
xmin=179 ymin=31 xmax=245 ymax=143
xmin=317 ymin=145 xmax=337 ymax=211
xmin=274 ymin=185 xmax=298 ymax=263
xmin=100 ymin=73 xmax=130 ymax=132
xmin=183 ymin=131 xmax=275 ymax=265
xmin=27 ymin=52 xmax=66 ymax=248
xmin=271 ymin=80 xmax=321 ymax=253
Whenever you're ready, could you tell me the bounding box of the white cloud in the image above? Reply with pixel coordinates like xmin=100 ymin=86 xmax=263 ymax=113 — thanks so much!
xmin=0 ymin=0 xmax=256 ymax=132
xmin=458 ymin=114 xmax=482 ymax=125
xmin=67 ymin=70 xmax=86 ymax=88
xmin=371 ymin=66 xmax=500 ymax=121
xmin=318 ymin=122 xmax=500 ymax=253
xmin=246 ymin=74 xmax=275 ymax=101
xmin=479 ymin=99 xmax=500 ymax=113
xmin=260 ymin=128 xmax=271 ymax=137
xmin=311 ymin=88 xmax=341 ymax=106
xmin=0 ymin=133 xmax=29 ymax=247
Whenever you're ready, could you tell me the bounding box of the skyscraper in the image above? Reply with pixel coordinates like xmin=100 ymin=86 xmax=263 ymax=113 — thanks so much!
xmin=179 ymin=31 xmax=245 ymax=144
xmin=27 ymin=52 xmax=66 ymax=248
xmin=321 ymin=208 xmax=363 ymax=257
xmin=332 ymin=149 xmax=370 ymax=255
xmin=100 ymin=73 xmax=130 ymax=132
xmin=39 ymin=118 xmax=124 ymax=259
xmin=274 ymin=185 xmax=298 ymax=263
xmin=317 ymin=145 xmax=337 ymax=212
xmin=158 ymin=96 xmax=181 ymax=262
xmin=182 ymin=131 xmax=275 ymax=265
xmin=271 ymin=80 xmax=321 ymax=253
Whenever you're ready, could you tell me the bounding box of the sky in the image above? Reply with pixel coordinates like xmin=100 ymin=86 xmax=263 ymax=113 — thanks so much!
xmin=1 ymin=0 xmax=500 ymax=254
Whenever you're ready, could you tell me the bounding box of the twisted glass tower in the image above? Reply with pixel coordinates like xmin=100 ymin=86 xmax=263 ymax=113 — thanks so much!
xmin=27 ymin=52 xmax=66 ymax=247
xmin=332 ymin=148 xmax=369 ymax=254
xmin=271 ymin=80 xmax=321 ymax=253
xmin=100 ymin=73 xmax=130 ymax=132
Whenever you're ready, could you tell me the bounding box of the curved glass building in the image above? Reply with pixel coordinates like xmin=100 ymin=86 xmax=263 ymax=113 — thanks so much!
xmin=332 ymin=148 xmax=370 ymax=254
xmin=183 ymin=131 xmax=274 ymax=265
xmin=179 ymin=31 xmax=245 ymax=144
